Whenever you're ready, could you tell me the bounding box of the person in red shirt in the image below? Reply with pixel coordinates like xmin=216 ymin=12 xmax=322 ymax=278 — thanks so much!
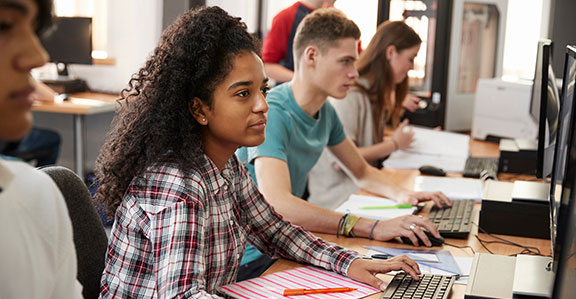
xmin=262 ymin=0 xmax=335 ymax=83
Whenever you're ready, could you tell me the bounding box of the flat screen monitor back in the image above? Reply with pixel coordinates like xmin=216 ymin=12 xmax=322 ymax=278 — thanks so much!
xmin=40 ymin=17 xmax=92 ymax=65
xmin=550 ymin=45 xmax=576 ymax=273
xmin=551 ymin=47 xmax=576 ymax=298
xmin=531 ymin=40 xmax=560 ymax=179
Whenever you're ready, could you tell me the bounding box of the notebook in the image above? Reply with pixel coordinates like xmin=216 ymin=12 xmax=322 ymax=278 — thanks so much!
xmin=219 ymin=266 xmax=379 ymax=298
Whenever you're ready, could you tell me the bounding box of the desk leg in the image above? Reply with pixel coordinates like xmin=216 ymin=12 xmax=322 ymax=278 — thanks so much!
xmin=73 ymin=114 xmax=86 ymax=178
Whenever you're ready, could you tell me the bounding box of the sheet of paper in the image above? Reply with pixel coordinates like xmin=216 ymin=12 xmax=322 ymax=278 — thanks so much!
xmin=405 ymin=127 xmax=470 ymax=157
xmin=219 ymin=266 xmax=379 ymax=299
xmin=414 ymin=176 xmax=484 ymax=201
xmin=366 ymin=249 xmax=473 ymax=285
xmin=410 ymin=253 xmax=440 ymax=263
xmin=384 ymin=152 xmax=468 ymax=172
xmin=335 ymin=194 xmax=417 ymax=221
xmin=383 ymin=127 xmax=470 ymax=172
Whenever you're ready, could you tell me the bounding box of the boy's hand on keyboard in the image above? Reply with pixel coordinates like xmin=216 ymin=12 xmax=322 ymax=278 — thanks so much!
xmin=348 ymin=255 xmax=420 ymax=291
xmin=398 ymin=191 xmax=451 ymax=208
xmin=372 ymin=215 xmax=440 ymax=247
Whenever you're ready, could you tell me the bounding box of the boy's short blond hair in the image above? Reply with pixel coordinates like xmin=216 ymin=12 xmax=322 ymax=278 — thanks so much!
xmin=293 ymin=8 xmax=361 ymax=63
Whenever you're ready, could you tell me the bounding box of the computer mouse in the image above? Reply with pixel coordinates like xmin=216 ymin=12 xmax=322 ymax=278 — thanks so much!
xmin=401 ymin=230 xmax=445 ymax=247
xmin=418 ymin=165 xmax=446 ymax=176
xmin=56 ymin=93 xmax=71 ymax=101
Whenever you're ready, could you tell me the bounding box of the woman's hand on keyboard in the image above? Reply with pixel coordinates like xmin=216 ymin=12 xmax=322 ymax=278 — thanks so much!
xmin=397 ymin=191 xmax=451 ymax=208
xmin=347 ymin=255 xmax=421 ymax=290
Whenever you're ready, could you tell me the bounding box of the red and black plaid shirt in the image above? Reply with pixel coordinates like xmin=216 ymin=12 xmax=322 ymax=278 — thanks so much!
xmin=99 ymin=154 xmax=358 ymax=298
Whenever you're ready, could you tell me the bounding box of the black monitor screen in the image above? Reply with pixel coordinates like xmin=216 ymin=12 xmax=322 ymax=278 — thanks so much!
xmin=40 ymin=17 xmax=92 ymax=65
xmin=532 ymin=40 xmax=561 ymax=179
xmin=551 ymin=45 xmax=576 ymax=273
xmin=552 ymin=47 xmax=576 ymax=298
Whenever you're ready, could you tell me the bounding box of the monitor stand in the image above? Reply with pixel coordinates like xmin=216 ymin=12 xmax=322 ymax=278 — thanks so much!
xmin=466 ymin=254 xmax=553 ymax=298
xmin=512 ymin=255 xmax=554 ymax=297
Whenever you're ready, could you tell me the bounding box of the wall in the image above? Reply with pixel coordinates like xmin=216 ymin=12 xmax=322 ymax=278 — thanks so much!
xmin=34 ymin=0 xmax=163 ymax=172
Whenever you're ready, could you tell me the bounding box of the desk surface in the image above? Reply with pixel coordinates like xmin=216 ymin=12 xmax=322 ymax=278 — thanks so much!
xmin=32 ymin=92 xmax=119 ymax=115
xmin=263 ymin=137 xmax=550 ymax=299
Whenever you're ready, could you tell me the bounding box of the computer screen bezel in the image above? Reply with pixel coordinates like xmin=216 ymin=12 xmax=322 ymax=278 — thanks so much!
xmin=532 ymin=39 xmax=561 ymax=179
xmin=551 ymin=46 xmax=576 ymax=298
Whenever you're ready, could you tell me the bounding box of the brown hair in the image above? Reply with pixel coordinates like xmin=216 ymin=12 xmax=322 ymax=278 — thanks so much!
xmin=293 ymin=8 xmax=360 ymax=65
xmin=355 ymin=21 xmax=421 ymax=141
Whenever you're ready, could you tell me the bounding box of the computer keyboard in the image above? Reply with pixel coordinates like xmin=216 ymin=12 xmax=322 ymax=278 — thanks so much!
xmin=381 ymin=273 xmax=455 ymax=299
xmin=428 ymin=199 xmax=475 ymax=238
xmin=463 ymin=157 xmax=499 ymax=179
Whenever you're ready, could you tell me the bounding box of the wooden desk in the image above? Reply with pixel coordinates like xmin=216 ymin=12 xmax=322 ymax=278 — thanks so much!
xmin=264 ymin=138 xmax=550 ymax=298
xmin=32 ymin=92 xmax=118 ymax=176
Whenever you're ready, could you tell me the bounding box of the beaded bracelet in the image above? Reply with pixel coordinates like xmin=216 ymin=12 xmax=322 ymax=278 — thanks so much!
xmin=369 ymin=220 xmax=380 ymax=240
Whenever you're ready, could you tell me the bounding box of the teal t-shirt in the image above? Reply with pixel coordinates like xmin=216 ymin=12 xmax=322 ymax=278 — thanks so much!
xmin=236 ymin=82 xmax=347 ymax=265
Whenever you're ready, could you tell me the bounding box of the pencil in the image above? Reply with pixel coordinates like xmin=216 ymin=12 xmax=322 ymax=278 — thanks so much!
xmin=283 ymin=287 xmax=357 ymax=296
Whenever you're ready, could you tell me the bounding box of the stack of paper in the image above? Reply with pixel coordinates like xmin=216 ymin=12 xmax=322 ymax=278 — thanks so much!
xmin=364 ymin=246 xmax=473 ymax=285
xmin=384 ymin=127 xmax=470 ymax=172
xmin=413 ymin=176 xmax=484 ymax=201
xmin=219 ymin=266 xmax=379 ymax=298
xmin=335 ymin=194 xmax=417 ymax=220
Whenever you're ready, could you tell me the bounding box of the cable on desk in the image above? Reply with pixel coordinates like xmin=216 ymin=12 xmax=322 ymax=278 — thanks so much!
xmin=472 ymin=222 xmax=542 ymax=256
xmin=443 ymin=242 xmax=476 ymax=255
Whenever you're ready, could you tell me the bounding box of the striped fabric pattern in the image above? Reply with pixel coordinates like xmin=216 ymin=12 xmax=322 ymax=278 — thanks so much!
xmin=99 ymin=154 xmax=359 ymax=298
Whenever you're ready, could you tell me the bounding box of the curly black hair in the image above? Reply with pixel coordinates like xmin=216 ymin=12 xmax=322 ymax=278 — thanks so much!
xmin=95 ymin=6 xmax=260 ymax=217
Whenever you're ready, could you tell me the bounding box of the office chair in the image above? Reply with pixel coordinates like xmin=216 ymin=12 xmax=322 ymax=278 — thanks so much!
xmin=41 ymin=166 xmax=108 ymax=299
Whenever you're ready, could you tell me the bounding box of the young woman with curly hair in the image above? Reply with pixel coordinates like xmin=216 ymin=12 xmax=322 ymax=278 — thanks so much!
xmin=96 ymin=6 xmax=421 ymax=298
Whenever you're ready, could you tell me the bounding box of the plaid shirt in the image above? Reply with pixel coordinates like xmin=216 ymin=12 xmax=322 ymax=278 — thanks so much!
xmin=99 ymin=154 xmax=359 ymax=298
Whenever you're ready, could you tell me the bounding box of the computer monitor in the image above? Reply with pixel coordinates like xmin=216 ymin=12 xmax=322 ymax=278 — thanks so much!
xmin=40 ymin=17 xmax=93 ymax=76
xmin=551 ymin=46 xmax=576 ymax=298
xmin=531 ymin=40 xmax=561 ymax=179
xmin=550 ymin=45 xmax=576 ymax=266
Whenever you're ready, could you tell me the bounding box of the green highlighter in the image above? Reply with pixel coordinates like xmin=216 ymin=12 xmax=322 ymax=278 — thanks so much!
xmin=359 ymin=204 xmax=413 ymax=210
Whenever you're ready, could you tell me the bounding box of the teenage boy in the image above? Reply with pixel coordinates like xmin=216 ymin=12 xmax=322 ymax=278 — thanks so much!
xmin=237 ymin=8 xmax=451 ymax=276
xmin=0 ymin=0 xmax=83 ymax=297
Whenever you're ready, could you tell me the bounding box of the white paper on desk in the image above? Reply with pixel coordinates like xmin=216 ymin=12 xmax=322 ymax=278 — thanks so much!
xmin=383 ymin=127 xmax=470 ymax=172
xmin=384 ymin=151 xmax=467 ymax=172
xmin=335 ymin=194 xmax=417 ymax=220
xmin=367 ymin=250 xmax=473 ymax=285
xmin=405 ymin=127 xmax=470 ymax=157
xmin=414 ymin=176 xmax=484 ymax=202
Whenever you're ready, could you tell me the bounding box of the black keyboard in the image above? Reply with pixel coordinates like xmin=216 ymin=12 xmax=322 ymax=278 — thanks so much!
xmin=462 ymin=157 xmax=499 ymax=179
xmin=381 ymin=273 xmax=455 ymax=299
xmin=428 ymin=199 xmax=475 ymax=238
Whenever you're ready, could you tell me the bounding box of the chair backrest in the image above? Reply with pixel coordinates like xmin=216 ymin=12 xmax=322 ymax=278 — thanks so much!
xmin=41 ymin=166 xmax=108 ymax=299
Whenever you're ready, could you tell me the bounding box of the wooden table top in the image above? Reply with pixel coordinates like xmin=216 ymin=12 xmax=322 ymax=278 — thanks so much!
xmin=32 ymin=92 xmax=119 ymax=115
xmin=263 ymin=137 xmax=549 ymax=299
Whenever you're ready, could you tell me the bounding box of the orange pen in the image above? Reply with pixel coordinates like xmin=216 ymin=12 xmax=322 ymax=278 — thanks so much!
xmin=283 ymin=287 xmax=357 ymax=296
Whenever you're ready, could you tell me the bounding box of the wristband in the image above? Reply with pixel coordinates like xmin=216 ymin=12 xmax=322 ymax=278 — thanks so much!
xmin=343 ymin=214 xmax=360 ymax=237
xmin=369 ymin=220 xmax=380 ymax=240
